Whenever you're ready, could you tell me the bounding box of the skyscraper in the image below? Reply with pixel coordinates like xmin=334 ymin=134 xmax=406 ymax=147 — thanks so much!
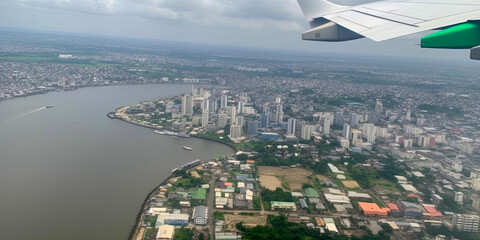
xmin=323 ymin=116 xmax=331 ymax=135
xmin=334 ymin=111 xmax=344 ymax=125
xmin=230 ymin=106 xmax=236 ymax=125
xmin=220 ymin=95 xmax=228 ymax=108
xmin=181 ymin=94 xmax=193 ymax=115
xmin=350 ymin=113 xmax=359 ymax=127
xmin=343 ymin=123 xmax=351 ymax=139
xmin=375 ymin=99 xmax=383 ymax=116
xmin=247 ymin=120 xmax=260 ymax=135
xmin=230 ymin=124 xmax=242 ymax=138
xmin=260 ymin=113 xmax=270 ymax=128
xmin=236 ymin=116 xmax=245 ymax=127
xmin=287 ymin=118 xmax=296 ymax=135
xmin=218 ymin=113 xmax=227 ymax=128
xmin=237 ymin=101 xmax=245 ymax=114
xmin=301 ymin=124 xmax=315 ymax=140
xmin=202 ymin=109 xmax=209 ymax=127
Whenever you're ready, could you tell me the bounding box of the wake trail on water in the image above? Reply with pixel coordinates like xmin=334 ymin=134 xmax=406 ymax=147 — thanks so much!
xmin=1 ymin=107 xmax=47 ymax=125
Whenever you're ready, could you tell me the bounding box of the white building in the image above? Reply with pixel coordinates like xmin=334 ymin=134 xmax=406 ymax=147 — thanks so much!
xmin=193 ymin=206 xmax=208 ymax=225
xmin=287 ymin=118 xmax=296 ymax=135
xmin=230 ymin=124 xmax=242 ymax=138
xmin=156 ymin=225 xmax=174 ymax=239
xmin=181 ymin=94 xmax=193 ymax=115
xmin=301 ymin=124 xmax=316 ymax=140
xmin=202 ymin=109 xmax=209 ymax=127
xmin=455 ymin=192 xmax=464 ymax=204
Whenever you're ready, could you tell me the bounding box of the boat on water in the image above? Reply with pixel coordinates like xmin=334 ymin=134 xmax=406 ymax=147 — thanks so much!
xmin=182 ymin=146 xmax=192 ymax=151
xmin=46 ymin=105 xmax=54 ymax=108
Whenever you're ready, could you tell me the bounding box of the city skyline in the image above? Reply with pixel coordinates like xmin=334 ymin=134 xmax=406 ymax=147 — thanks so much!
xmin=0 ymin=0 xmax=475 ymax=61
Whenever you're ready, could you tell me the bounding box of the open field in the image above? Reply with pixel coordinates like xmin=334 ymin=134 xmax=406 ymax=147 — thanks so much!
xmin=342 ymin=181 xmax=360 ymax=188
xmin=316 ymin=174 xmax=330 ymax=181
xmin=257 ymin=166 xmax=313 ymax=191
xmin=258 ymin=175 xmax=282 ymax=191
xmin=224 ymin=214 xmax=267 ymax=231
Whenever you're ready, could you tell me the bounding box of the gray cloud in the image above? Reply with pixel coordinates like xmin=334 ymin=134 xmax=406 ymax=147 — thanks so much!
xmin=9 ymin=0 xmax=306 ymax=31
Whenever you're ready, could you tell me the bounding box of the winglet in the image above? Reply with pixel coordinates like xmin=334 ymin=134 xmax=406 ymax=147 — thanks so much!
xmin=297 ymin=0 xmax=348 ymax=19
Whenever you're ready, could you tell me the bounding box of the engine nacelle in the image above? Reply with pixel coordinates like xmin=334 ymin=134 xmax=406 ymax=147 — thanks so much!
xmin=471 ymin=46 xmax=480 ymax=60
xmin=302 ymin=21 xmax=363 ymax=42
xmin=421 ymin=22 xmax=480 ymax=49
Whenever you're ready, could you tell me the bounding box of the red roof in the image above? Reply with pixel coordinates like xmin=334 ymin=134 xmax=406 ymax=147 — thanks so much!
xmin=422 ymin=204 xmax=443 ymax=217
xmin=358 ymin=202 xmax=390 ymax=217
xmin=387 ymin=203 xmax=400 ymax=210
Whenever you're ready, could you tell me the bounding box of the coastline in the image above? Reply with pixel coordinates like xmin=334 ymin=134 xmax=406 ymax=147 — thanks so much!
xmin=111 ymin=107 xmax=237 ymax=239
xmin=111 ymin=106 xmax=237 ymax=153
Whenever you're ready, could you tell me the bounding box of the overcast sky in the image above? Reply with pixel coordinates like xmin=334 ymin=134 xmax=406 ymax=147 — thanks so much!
xmin=0 ymin=0 xmax=474 ymax=61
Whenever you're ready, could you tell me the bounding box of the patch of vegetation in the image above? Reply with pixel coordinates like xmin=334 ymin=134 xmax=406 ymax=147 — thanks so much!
xmin=261 ymin=188 xmax=294 ymax=202
xmin=425 ymin=223 xmax=480 ymax=240
xmin=236 ymin=215 xmax=390 ymax=240
xmin=214 ymin=212 xmax=225 ymax=220
xmin=143 ymin=228 xmax=155 ymax=240
xmin=173 ymin=227 xmax=195 ymax=240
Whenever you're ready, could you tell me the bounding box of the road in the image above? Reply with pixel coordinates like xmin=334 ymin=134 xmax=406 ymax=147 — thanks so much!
xmin=207 ymin=173 xmax=217 ymax=239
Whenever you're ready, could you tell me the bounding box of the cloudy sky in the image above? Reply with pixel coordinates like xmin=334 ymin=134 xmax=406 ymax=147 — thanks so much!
xmin=0 ymin=0 xmax=473 ymax=61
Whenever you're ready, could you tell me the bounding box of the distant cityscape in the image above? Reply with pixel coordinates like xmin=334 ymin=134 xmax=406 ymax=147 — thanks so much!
xmin=2 ymin=30 xmax=480 ymax=240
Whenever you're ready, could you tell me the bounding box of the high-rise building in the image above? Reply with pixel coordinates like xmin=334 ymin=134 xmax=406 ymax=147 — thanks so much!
xmin=287 ymin=118 xmax=296 ymax=135
xmin=202 ymin=109 xmax=209 ymax=127
xmin=343 ymin=124 xmax=351 ymax=139
xmin=301 ymin=124 xmax=315 ymax=140
xmin=350 ymin=113 xmax=359 ymax=127
xmin=262 ymin=103 xmax=270 ymax=114
xmin=375 ymin=99 xmax=383 ymax=115
xmin=323 ymin=116 xmax=331 ymax=135
xmin=237 ymin=101 xmax=245 ymax=114
xmin=202 ymin=99 xmax=209 ymax=111
xmin=247 ymin=120 xmax=260 ymax=135
xmin=362 ymin=123 xmax=376 ymax=143
xmin=235 ymin=116 xmax=245 ymax=127
xmin=230 ymin=106 xmax=236 ymax=125
xmin=334 ymin=111 xmax=344 ymax=126
xmin=218 ymin=113 xmax=227 ymax=128
xmin=406 ymin=109 xmax=411 ymax=121
xmin=351 ymin=129 xmax=362 ymax=147
xmin=275 ymin=96 xmax=282 ymax=104
xmin=275 ymin=104 xmax=284 ymax=123
xmin=181 ymin=94 xmax=193 ymax=115
xmin=260 ymin=114 xmax=270 ymax=128
xmin=230 ymin=124 xmax=242 ymax=138
xmin=220 ymin=95 xmax=228 ymax=108
xmin=209 ymin=99 xmax=217 ymax=113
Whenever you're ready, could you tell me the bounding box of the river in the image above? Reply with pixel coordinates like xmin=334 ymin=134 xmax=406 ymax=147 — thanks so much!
xmin=0 ymin=84 xmax=234 ymax=240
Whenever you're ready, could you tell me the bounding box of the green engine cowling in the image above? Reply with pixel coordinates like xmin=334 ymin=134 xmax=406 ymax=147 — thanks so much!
xmin=421 ymin=22 xmax=480 ymax=49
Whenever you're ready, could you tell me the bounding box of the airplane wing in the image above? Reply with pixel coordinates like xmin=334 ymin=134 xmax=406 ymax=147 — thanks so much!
xmin=298 ymin=0 xmax=480 ymax=59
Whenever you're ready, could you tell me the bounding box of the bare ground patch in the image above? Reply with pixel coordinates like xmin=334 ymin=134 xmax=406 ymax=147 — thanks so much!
xmin=258 ymin=175 xmax=282 ymax=191
xmin=257 ymin=166 xmax=313 ymax=191
xmin=224 ymin=214 xmax=267 ymax=231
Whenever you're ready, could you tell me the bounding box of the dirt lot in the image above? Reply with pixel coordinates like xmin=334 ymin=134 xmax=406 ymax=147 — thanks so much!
xmin=316 ymin=174 xmax=330 ymax=181
xmin=258 ymin=175 xmax=282 ymax=190
xmin=224 ymin=214 xmax=267 ymax=231
xmin=342 ymin=180 xmax=360 ymax=188
xmin=257 ymin=166 xmax=313 ymax=191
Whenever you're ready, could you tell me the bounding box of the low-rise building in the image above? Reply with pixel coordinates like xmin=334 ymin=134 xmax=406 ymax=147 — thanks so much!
xmin=358 ymin=202 xmax=390 ymax=217
xmin=271 ymin=201 xmax=297 ymax=211
xmin=193 ymin=206 xmax=208 ymax=225
xmin=156 ymin=225 xmax=175 ymax=240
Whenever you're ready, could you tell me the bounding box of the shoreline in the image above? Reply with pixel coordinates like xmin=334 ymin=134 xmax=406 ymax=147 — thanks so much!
xmin=111 ymin=107 xmax=238 ymax=153
xmin=111 ymin=107 xmax=237 ymax=239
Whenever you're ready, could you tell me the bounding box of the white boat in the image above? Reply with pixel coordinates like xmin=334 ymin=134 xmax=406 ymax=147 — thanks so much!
xmin=182 ymin=146 xmax=192 ymax=151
